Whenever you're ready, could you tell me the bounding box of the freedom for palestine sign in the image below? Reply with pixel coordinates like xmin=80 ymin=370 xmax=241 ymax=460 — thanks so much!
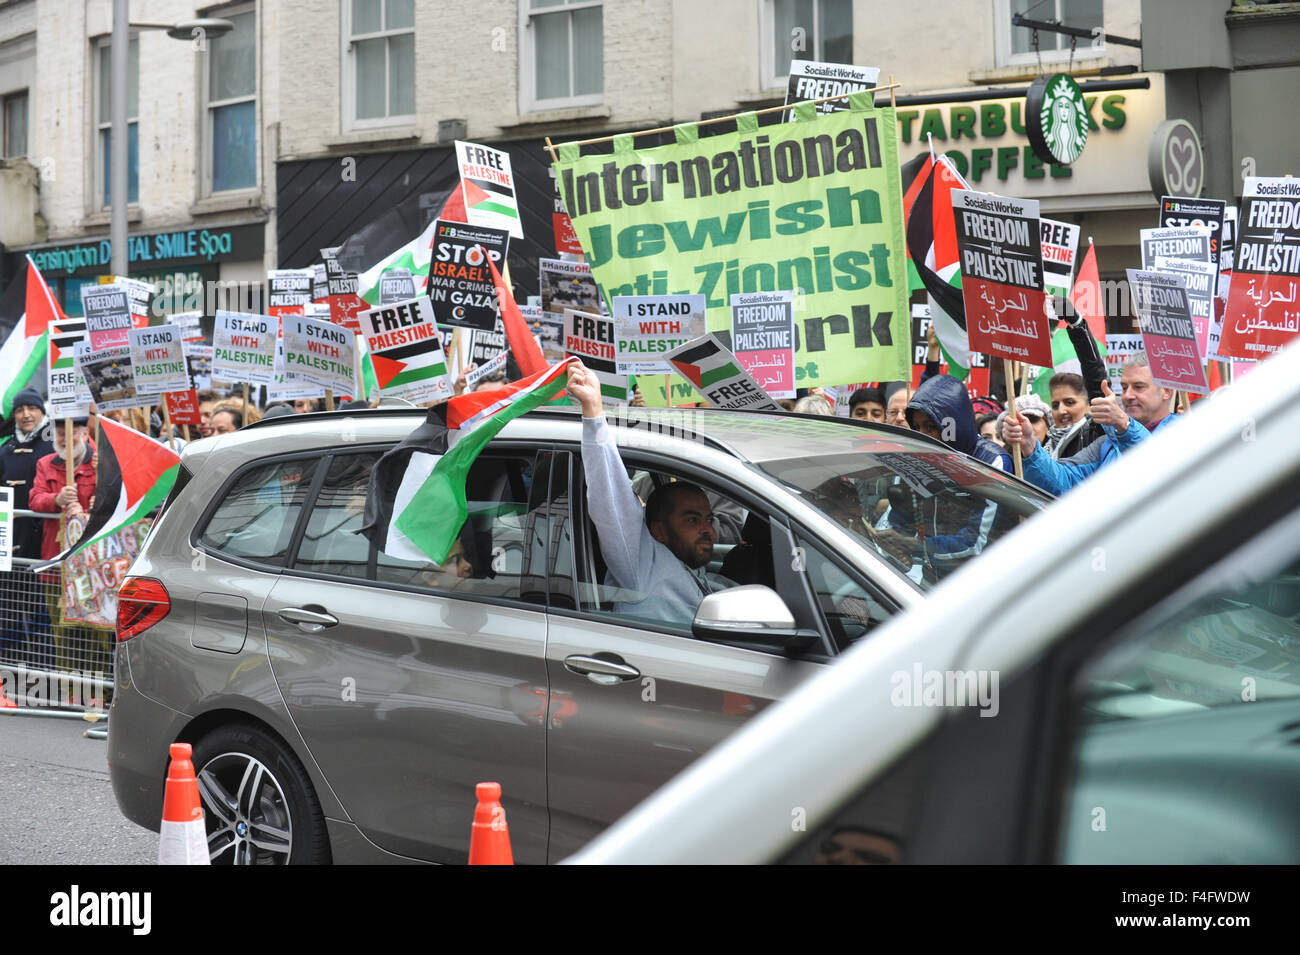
xmin=1027 ymin=73 xmax=1089 ymax=166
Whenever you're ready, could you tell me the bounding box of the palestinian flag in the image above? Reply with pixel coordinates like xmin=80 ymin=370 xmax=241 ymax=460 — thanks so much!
xmin=356 ymin=218 xmax=440 ymax=306
xmin=1070 ymin=240 xmax=1107 ymax=344
xmin=670 ymin=341 xmax=742 ymax=391
xmin=900 ymin=153 xmax=933 ymax=294
xmin=1 ymin=258 xmax=61 ymax=418
xmin=905 ymin=154 xmax=971 ymax=377
xmin=34 ymin=416 xmax=181 ymax=571
xmin=361 ymin=357 xmax=577 ymax=564
xmin=1030 ymin=327 xmax=1109 ymax=403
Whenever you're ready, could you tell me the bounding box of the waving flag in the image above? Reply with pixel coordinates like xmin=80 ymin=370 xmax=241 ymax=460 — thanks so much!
xmin=1070 ymin=240 xmax=1106 ymax=344
xmin=906 ymin=154 xmax=971 ymax=377
xmin=34 ymin=416 xmax=181 ymax=570
xmin=361 ymin=358 xmax=576 ymax=564
xmin=484 ymin=251 xmax=547 ymax=378
xmin=1 ymin=258 xmax=63 ymax=418
xmin=356 ymin=218 xmax=441 ymax=306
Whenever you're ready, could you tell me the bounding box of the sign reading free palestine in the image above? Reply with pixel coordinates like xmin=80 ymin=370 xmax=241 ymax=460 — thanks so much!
xmin=551 ymin=92 xmax=911 ymax=387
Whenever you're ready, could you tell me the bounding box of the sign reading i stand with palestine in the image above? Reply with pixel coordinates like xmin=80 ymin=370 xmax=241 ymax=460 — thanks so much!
xmin=128 ymin=325 xmax=188 ymax=395
xmin=1219 ymin=176 xmax=1300 ymax=359
xmin=283 ymin=314 xmax=357 ymax=395
xmin=611 ymin=294 xmax=707 ymax=375
xmin=951 ymin=190 xmax=1052 ymax=367
xmin=213 ymin=311 xmax=278 ymax=385
xmin=1127 ymin=269 xmax=1209 ymax=395
xmin=1026 ymin=73 xmax=1089 ymax=166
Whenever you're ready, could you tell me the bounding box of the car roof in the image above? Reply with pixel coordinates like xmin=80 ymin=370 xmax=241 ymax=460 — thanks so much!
xmin=562 ymin=343 xmax=1300 ymax=864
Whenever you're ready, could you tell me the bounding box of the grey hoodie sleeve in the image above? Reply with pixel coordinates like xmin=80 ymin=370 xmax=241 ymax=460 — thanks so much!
xmin=581 ymin=415 xmax=656 ymax=593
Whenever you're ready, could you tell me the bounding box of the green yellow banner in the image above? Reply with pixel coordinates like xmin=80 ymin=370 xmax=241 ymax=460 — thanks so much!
xmin=552 ymin=93 xmax=911 ymax=386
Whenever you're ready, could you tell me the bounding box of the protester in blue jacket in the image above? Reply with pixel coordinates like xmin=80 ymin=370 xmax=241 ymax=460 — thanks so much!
xmin=1002 ymin=352 xmax=1179 ymax=495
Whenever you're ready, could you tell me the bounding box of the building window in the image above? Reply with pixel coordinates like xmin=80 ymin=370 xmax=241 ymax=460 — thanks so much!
xmin=762 ymin=0 xmax=853 ymax=90
xmin=344 ymin=0 xmax=414 ymax=129
xmin=2 ymin=90 xmax=26 ymax=158
xmin=205 ymin=6 xmax=257 ymax=193
xmin=95 ymin=36 xmax=139 ymax=207
xmin=999 ymin=0 xmax=1104 ymax=65
xmin=520 ymin=0 xmax=603 ymax=112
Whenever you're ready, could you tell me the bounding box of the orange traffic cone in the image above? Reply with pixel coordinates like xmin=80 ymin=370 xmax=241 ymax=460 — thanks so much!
xmin=0 ymin=686 xmax=16 ymax=708
xmin=468 ymin=781 xmax=514 ymax=865
xmin=158 ymin=742 xmax=210 ymax=865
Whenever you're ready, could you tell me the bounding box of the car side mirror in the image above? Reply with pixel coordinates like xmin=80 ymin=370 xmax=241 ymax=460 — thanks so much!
xmin=692 ymin=585 xmax=820 ymax=655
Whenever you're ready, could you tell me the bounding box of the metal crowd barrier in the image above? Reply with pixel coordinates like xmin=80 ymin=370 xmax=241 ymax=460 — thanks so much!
xmin=1 ymin=509 xmax=114 ymax=713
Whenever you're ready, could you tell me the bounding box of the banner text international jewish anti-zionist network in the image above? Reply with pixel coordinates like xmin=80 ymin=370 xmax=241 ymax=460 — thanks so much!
xmin=552 ymin=98 xmax=911 ymax=386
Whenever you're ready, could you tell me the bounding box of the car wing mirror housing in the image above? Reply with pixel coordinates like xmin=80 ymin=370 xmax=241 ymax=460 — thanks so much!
xmin=692 ymin=585 xmax=820 ymax=655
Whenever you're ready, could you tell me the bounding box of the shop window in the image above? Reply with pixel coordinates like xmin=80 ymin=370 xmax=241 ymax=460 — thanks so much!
xmin=94 ymin=35 xmax=139 ymax=207
xmin=205 ymin=5 xmax=257 ymax=194
xmin=520 ymin=0 xmax=603 ymax=113
xmin=998 ymin=0 xmax=1105 ymax=66
xmin=344 ymin=0 xmax=415 ymax=130
xmin=761 ymin=0 xmax=853 ymax=91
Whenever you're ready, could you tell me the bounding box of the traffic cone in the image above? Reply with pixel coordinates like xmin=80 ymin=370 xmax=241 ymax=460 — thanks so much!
xmin=0 ymin=686 xmax=16 ymax=708
xmin=158 ymin=742 xmax=210 ymax=865
xmin=468 ymin=781 xmax=514 ymax=865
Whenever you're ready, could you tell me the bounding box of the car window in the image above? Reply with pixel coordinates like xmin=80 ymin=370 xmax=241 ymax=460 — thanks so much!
xmin=198 ymin=456 xmax=321 ymax=566
xmin=575 ymin=461 xmax=778 ymax=637
xmin=294 ymin=451 xmax=382 ymax=580
xmin=797 ymin=536 xmax=894 ymax=652
xmin=373 ymin=452 xmax=541 ymax=602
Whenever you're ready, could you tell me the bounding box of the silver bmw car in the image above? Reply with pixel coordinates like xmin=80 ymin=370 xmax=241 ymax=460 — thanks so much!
xmin=109 ymin=404 xmax=1048 ymax=863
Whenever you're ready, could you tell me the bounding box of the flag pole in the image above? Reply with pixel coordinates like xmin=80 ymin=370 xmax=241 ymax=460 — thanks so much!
xmin=161 ymin=402 xmax=175 ymax=451
xmin=1004 ymin=358 xmax=1022 ymax=478
xmin=325 ymin=389 xmax=335 ymax=412
xmin=242 ymin=380 xmax=249 ymax=422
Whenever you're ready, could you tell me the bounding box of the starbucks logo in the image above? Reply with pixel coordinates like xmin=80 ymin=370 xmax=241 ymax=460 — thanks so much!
xmin=1027 ymin=73 xmax=1089 ymax=166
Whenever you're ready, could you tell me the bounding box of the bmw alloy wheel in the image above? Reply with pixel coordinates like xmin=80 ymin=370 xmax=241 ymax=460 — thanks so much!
xmin=197 ymin=753 xmax=294 ymax=865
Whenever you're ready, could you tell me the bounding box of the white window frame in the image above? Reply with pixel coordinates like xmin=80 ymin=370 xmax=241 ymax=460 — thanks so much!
xmin=994 ymin=0 xmax=1106 ymax=68
xmin=759 ymin=0 xmax=854 ymax=92
xmin=518 ymin=0 xmax=604 ymax=114
xmin=92 ymin=33 xmax=139 ymax=211
xmin=341 ymin=0 xmax=416 ymax=132
xmin=202 ymin=2 xmax=259 ymax=196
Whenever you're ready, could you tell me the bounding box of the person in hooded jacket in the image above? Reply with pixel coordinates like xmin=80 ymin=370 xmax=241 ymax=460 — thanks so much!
xmin=904 ymin=374 xmax=1012 ymax=471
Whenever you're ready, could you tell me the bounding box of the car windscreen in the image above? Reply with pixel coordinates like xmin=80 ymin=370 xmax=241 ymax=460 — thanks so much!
xmin=757 ymin=449 xmax=1049 ymax=592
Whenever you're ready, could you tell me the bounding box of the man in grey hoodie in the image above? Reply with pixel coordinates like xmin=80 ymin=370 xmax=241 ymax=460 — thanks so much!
xmin=567 ymin=362 xmax=734 ymax=626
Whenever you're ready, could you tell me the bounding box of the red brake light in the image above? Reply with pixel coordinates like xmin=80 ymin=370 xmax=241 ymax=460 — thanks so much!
xmin=117 ymin=577 xmax=171 ymax=642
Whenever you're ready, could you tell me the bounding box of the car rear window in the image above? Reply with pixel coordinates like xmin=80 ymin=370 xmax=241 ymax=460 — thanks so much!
xmin=198 ymin=457 xmax=321 ymax=567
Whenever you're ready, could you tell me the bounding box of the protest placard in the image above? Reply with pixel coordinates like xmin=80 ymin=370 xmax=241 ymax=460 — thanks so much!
xmin=267 ymin=268 xmax=314 ymax=317
xmin=359 ymin=296 xmax=453 ymax=404
xmin=1153 ymin=256 xmax=1216 ymax=358
xmin=1139 ymin=225 xmax=1211 ymax=268
xmin=1159 ymin=196 xmax=1226 ymax=268
xmin=427 ymin=220 xmax=510 ymax=330
xmin=164 ymin=389 xmax=201 ymax=427
xmin=283 ymin=314 xmax=357 ymax=395
xmin=76 ymin=341 xmax=153 ymax=412
xmin=470 ymin=317 xmax=506 ymax=367
xmin=48 ymin=318 xmax=92 ymax=418
xmin=169 ymin=310 xmax=204 ymax=341
xmin=466 ymin=351 xmax=509 ymax=389
xmin=185 ymin=341 xmax=214 ymax=391
xmin=1219 ymin=177 xmax=1300 ymax=359
xmin=551 ymin=167 xmax=583 ymax=254
xmin=1127 ymin=269 xmax=1209 ymax=395
xmin=311 ymin=263 xmax=329 ymax=303
xmin=60 ymin=519 xmax=151 ymax=628
xmin=128 ymin=325 xmax=188 ymax=395
xmin=910 ymin=303 xmax=989 ymax=397
xmin=612 ymin=294 xmax=707 ymax=375
xmin=81 ymin=283 xmax=132 ymax=350
xmin=540 ymin=258 xmax=601 ymax=316
xmin=0 ymin=487 xmax=12 ymax=573
xmin=1218 ymin=206 xmax=1238 ymax=298
xmin=524 ymin=304 xmax=565 ymax=362
xmin=269 ymin=333 xmax=324 ymax=403
xmin=666 ymin=334 xmax=780 ymax=411
xmin=109 ymin=276 xmax=156 ymax=324
xmin=320 ymin=245 xmax=367 ymax=333
xmin=456 ymin=140 xmax=523 ymax=239
xmin=213 ymin=311 xmax=278 ymax=385
xmin=729 ymin=290 xmax=795 ymax=396
xmin=1104 ymin=333 xmax=1145 ymax=392
xmin=783 ymin=60 xmax=881 ymax=118
xmin=551 ymin=93 xmax=910 ymax=386
xmin=953 ymin=190 xmax=1052 ymax=367
xmin=564 ymin=308 xmax=627 ymax=403
xmin=1040 ymin=217 xmax=1080 ymax=295
xmin=379 ymin=268 xmax=418 ymax=305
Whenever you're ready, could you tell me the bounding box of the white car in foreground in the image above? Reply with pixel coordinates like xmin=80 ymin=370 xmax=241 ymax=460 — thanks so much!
xmin=567 ymin=343 xmax=1300 ymax=864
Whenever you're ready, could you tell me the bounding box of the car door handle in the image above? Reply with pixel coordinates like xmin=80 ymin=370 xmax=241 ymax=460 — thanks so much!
xmin=564 ymin=654 xmax=641 ymax=686
xmin=278 ymin=606 xmax=339 ymax=633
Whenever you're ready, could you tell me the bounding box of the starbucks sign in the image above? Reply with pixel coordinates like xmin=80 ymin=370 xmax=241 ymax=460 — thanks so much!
xmin=1026 ymin=73 xmax=1089 ymax=166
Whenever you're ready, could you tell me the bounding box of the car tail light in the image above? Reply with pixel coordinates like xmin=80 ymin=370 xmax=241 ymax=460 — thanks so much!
xmin=117 ymin=577 xmax=170 ymax=642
